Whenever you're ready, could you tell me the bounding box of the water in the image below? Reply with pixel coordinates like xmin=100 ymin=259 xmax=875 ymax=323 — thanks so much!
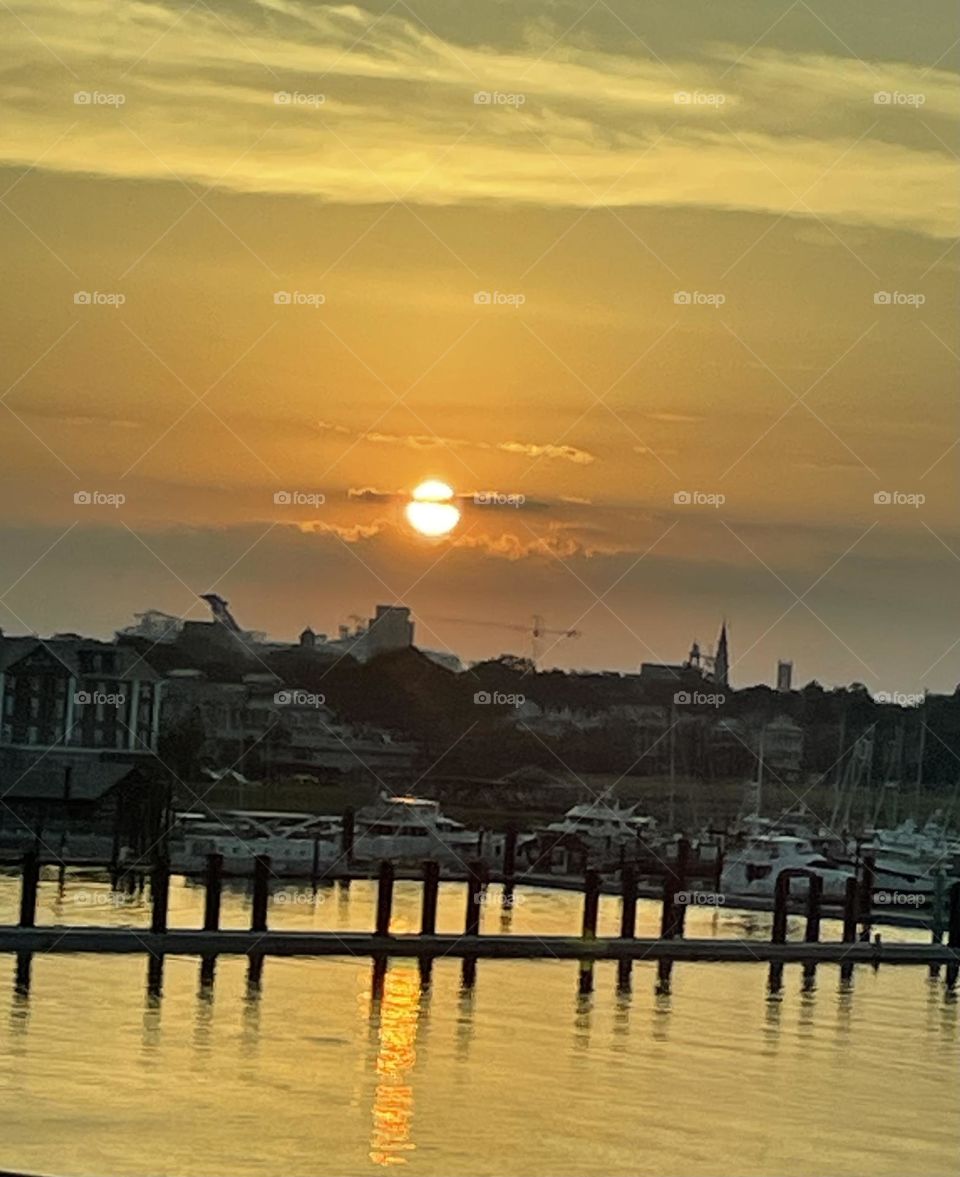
xmin=0 ymin=872 xmax=957 ymax=1177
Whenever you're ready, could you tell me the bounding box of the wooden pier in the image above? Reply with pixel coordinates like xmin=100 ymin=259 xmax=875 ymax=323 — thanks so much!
xmin=2 ymin=851 xmax=958 ymax=991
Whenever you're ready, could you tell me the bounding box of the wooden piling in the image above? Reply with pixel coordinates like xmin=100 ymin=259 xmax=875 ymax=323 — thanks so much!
xmin=199 ymin=955 xmax=216 ymax=991
xmin=147 ymin=954 xmax=164 ymax=999
xmin=674 ymin=838 xmax=691 ymax=938
xmin=930 ymin=870 xmax=946 ymax=979
xmin=805 ymin=875 xmax=823 ymax=943
xmin=660 ymin=840 xmax=690 ymax=940
xmin=251 ymin=855 xmax=271 ymax=933
xmin=617 ymin=866 xmax=637 ymax=991
xmin=841 ymin=876 xmax=859 ymax=984
xmin=202 ymin=853 xmax=223 ymax=932
xmin=14 ymin=952 xmax=32 ymax=996
xmin=859 ymin=856 xmax=875 ymax=939
xmin=578 ymin=868 xmax=601 ymax=996
xmin=803 ymin=874 xmax=823 ymax=985
xmin=582 ymin=868 xmax=601 ymax=939
xmin=150 ymin=858 xmax=170 ymax=936
xmin=247 ymin=953 xmax=265 ymax=991
xmin=375 ymin=861 xmax=395 ymax=937
xmin=768 ymin=870 xmax=792 ymax=994
xmin=18 ymin=851 xmax=40 ymax=929
xmin=771 ymin=871 xmax=790 ymax=945
xmin=465 ymin=861 xmax=484 ymax=937
xmin=341 ymin=808 xmax=355 ymax=864
xmin=946 ymin=880 xmax=960 ymax=989
xmin=421 ymin=860 xmax=440 ymax=936
xmin=502 ymin=827 xmax=518 ymax=908
xmin=619 ymin=865 xmax=637 ymax=939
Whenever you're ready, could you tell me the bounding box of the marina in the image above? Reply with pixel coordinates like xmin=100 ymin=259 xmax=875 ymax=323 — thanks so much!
xmin=1 ymin=874 xmax=958 ymax=1177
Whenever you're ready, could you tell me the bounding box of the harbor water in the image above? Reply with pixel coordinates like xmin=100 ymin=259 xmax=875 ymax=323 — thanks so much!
xmin=0 ymin=872 xmax=957 ymax=1176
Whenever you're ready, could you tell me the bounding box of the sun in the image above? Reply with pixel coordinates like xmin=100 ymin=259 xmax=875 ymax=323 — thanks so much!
xmin=405 ymin=480 xmax=460 ymax=537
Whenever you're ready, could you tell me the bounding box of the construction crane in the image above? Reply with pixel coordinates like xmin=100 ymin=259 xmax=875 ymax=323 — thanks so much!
xmin=426 ymin=613 xmax=581 ymax=667
xmin=199 ymin=593 xmax=242 ymax=634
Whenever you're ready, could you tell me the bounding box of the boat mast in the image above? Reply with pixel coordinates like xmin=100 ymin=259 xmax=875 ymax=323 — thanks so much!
xmin=913 ymin=695 xmax=927 ymax=817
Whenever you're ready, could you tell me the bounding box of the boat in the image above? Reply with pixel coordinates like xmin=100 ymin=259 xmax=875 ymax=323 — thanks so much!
xmin=530 ymin=800 xmax=660 ymax=859
xmin=351 ymin=794 xmax=491 ymax=865
xmin=720 ymin=833 xmax=856 ymax=901
xmin=169 ymin=809 xmax=341 ymax=875
xmin=849 ymin=817 xmax=960 ymax=895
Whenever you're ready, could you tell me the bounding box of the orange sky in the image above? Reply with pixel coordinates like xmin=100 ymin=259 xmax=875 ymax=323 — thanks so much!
xmin=0 ymin=0 xmax=958 ymax=690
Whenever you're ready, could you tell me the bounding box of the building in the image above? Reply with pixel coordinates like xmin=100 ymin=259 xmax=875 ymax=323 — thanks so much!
xmin=160 ymin=671 xmax=415 ymax=779
xmin=0 ymin=634 xmax=162 ymax=756
xmin=713 ymin=622 xmax=729 ymax=687
xmin=759 ymin=715 xmax=804 ymax=782
xmin=777 ymin=660 xmax=793 ymax=692
xmin=0 ymin=633 xmax=166 ymax=856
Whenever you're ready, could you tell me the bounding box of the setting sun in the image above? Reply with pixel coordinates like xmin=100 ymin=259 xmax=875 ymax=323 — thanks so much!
xmin=405 ymin=480 xmax=460 ymax=537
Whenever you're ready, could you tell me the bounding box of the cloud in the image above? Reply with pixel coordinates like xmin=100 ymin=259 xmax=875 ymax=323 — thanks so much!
xmin=321 ymin=422 xmax=596 ymax=465
xmin=497 ymin=441 xmax=595 ymax=464
xmin=1 ymin=2 xmax=957 ymax=236
xmin=347 ymin=487 xmax=397 ymax=502
xmin=646 ymin=412 xmax=704 ymax=424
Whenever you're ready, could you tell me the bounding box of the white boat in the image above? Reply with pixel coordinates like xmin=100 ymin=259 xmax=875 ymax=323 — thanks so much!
xmin=851 ymin=818 xmax=960 ymax=894
xmin=721 ymin=833 xmax=855 ymax=901
xmin=170 ymin=809 xmax=342 ymax=875
xmin=351 ymin=794 xmax=488 ymax=865
xmin=536 ymin=800 xmax=660 ymax=855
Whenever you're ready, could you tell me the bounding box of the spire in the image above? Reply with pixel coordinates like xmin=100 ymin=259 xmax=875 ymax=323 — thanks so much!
xmin=714 ymin=621 xmax=729 ymax=687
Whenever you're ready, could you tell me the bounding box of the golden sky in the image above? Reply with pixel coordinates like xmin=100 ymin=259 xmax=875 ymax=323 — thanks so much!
xmin=1 ymin=0 xmax=958 ymax=690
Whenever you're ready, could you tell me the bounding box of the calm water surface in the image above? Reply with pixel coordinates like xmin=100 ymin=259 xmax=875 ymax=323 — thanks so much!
xmin=0 ymin=872 xmax=957 ymax=1177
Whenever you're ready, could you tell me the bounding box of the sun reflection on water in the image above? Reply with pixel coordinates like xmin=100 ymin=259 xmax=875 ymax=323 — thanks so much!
xmin=367 ymin=967 xmax=421 ymax=1166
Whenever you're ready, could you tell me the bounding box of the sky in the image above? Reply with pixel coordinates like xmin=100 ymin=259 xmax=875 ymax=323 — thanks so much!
xmin=0 ymin=0 xmax=958 ymax=692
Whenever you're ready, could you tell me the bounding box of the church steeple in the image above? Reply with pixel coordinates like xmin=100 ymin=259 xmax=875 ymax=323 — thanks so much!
xmin=714 ymin=621 xmax=729 ymax=687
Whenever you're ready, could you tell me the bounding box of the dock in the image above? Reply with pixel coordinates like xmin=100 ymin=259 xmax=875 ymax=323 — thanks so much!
xmin=2 ymin=851 xmax=958 ymax=995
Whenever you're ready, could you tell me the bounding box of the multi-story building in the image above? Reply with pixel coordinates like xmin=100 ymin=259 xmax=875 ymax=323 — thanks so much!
xmin=0 ymin=634 xmax=161 ymax=756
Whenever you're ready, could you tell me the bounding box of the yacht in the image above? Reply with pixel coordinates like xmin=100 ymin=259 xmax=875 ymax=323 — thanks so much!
xmin=721 ymin=833 xmax=855 ymax=902
xmin=533 ymin=800 xmax=660 ymax=857
xmin=850 ymin=818 xmax=960 ymax=895
xmin=169 ymin=809 xmax=342 ymax=875
xmin=351 ymin=794 xmax=489 ymax=865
